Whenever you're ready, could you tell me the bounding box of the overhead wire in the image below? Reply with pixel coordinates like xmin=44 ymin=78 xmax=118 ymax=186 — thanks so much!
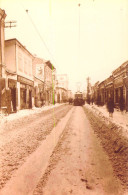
xmin=20 ymin=2 xmax=60 ymax=71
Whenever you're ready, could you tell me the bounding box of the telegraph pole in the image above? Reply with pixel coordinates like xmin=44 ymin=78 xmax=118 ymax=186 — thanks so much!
xmin=4 ymin=21 xmax=17 ymax=28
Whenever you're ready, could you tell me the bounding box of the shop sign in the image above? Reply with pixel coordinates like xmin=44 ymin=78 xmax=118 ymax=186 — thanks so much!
xmin=17 ymin=75 xmax=34 ymax=86
xmin=20 ymin=83 xmax=26 ymax=89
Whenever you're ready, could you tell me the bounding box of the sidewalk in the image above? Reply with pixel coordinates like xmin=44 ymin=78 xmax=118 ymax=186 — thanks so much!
xmin=0 ymin=103 xmax=65 ymax=125
xmin=84 ymin=103 xmax=128 ymax=130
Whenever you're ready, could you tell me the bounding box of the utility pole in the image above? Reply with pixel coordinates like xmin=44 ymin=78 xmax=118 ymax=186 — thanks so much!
xmin=4 ymin=21 xmax=17 ymax=28
xmin=4 ymin=20 xmax=16 ymax=91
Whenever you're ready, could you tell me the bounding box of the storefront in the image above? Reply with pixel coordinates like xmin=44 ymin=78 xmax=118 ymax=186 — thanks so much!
xmin=124 ymin=77 xmax=128 ymax=112
xmin=8 ymin=78 xmax=17 ymax=112
xmin=114 ymin=77 xmax=124 ymax=107
xmin=34 ymin=77 xmax=44 ymax=107
xmin=17 ymin=75 xmax=34 ymax=109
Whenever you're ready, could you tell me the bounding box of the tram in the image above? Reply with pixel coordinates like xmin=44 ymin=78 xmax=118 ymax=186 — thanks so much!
xmin=73 ymin=92 xmax=85 ymax=106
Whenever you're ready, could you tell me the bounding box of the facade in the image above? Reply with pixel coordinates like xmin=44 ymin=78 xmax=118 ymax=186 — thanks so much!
xmin=32 ymin=56 xmax=45 ymax=107
xmin=92 ymin=81 xmax=99 ymax=104
xmin=55 ymin=74 xmax=68 ymax=103
xmin=112 ymin=61 xmax=128 ymax=111
xmin=5 ymin=39 xmax=34 ymax=111
xmin=44 ymin=60 xmax=56 ymax=105
xmin=104 ymin=75 xmax=114 ymax=103
xmin=56 ymin=74 xmax=68 ymax=90
xmin=55 ymin=87 xmax=67 ymax=103
xmin=98 ymin=81 xmax=105 ymax=105
xmin=91 ymin=61 xmax=128 ymax=111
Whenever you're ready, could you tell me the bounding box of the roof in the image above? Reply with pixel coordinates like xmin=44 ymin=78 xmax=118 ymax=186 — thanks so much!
xmin=45 ymin=60 xmax=56 ymax=70
xmin=56 ymin=86 xmax=67 ymax=91
xmin=5 ymin=38 xmax=33 ymax=58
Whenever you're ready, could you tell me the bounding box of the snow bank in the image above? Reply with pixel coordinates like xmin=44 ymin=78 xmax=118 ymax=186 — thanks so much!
xmin=0 ymin=103 xmax=65 ymax=125
xmin=84 ymin=105 xmax=128 ymax=189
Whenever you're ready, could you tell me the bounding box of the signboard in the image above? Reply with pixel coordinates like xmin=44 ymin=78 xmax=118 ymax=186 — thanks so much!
xmin=17 ymin=75 xmax=34 ymax=86
xmin=36 ymin=64 xmax=44 ymax=81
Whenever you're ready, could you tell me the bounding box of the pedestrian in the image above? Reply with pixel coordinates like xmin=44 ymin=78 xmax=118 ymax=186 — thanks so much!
xmin=107 ymin=97 xmax=114 ymax=118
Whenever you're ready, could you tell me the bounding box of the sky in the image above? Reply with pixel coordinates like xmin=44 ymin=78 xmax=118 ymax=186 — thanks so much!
xmin=1 ymin=0 xmax=128 ymax=92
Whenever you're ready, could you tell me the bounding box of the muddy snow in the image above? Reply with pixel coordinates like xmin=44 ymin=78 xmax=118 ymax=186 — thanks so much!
xmin=0 ymin=105 xmax=127 ymax=195
xmin=33 ymin=106 xmax=126 ymax=195
xmin=0 ymin=104 xmax=72 ymax=190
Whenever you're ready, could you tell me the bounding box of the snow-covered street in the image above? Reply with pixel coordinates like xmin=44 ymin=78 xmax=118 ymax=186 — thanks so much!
xmin=34 ymin=106 xmax=126 ymax=195
xmin=0 ymin=104 xmax=127 ymax=195
xmin=0 ymin=104 xmax=72 ymax=191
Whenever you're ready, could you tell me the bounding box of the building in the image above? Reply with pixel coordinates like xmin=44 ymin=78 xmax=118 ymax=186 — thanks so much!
xmin=98 ymin=81 xmax=105 ymax=105
xmin=104 ymin=75 xmax=114 ymax=103
xmin=92 ymin=81 xmax=99 ymax=104
xmin=44 ymin=60 xmax=56 ymax=105
xmin=32 ymin=56 xmax=45 ymax=107
xmin=67 ymin=90 xmax=73 ymax=100
xmin=5 ymin=38 xmax=34 ymax=111
xmin=56 ymin=74 xmax=68 ymax=90
xmin=91 ymin=61 xmax=128 ymax=111
xmin=55 ymin=74 xmax=68 ymax=103
xmin=112 ymin=61 xmax=128 ymax=111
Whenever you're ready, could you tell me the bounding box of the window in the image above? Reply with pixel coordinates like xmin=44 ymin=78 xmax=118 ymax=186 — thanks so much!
xmin=18 ymin=52 xmax=23 ymax=72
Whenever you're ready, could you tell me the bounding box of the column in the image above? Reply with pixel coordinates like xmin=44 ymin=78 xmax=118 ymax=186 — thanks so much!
xmin=17 ymin=82 xmax=20 ymax=110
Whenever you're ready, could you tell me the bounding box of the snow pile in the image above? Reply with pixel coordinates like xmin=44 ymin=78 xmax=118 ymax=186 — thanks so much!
xmin=84 ymin=104 xmax=128 ymax=136
xmin=0 ymin=103 xmax=65 ymax=125
xmin=84 ymin=105 xmax=128 ymax=190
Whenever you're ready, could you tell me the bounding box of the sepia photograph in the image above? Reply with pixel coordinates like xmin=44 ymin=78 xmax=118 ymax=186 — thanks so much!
xmin=0 ymin=0 xmax=128 ymax=194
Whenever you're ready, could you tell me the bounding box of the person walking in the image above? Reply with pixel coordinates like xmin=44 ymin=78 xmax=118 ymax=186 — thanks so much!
xmin=107 ymin=97 xmax=114 ymax=118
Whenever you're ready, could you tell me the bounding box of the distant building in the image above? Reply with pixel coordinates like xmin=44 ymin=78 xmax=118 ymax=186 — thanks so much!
xmin=44 ymin=60 xmax=56 ymax=105
xmin=112 ymin=61 xmax=128 ymax=111
xmin=32 ymin=56 xmax=45 ymax=107
xmin=91 ymin=61 xmax=128 ymax=111
xmin=67 ymin=90 xmax=73 ymax=99
xmin=55 ymin=74 xmax=68 ymax=103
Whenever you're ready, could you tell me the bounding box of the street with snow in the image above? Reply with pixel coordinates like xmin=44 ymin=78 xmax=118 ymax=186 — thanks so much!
xmin=0 ymin=103 xmax=128 ymax=195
